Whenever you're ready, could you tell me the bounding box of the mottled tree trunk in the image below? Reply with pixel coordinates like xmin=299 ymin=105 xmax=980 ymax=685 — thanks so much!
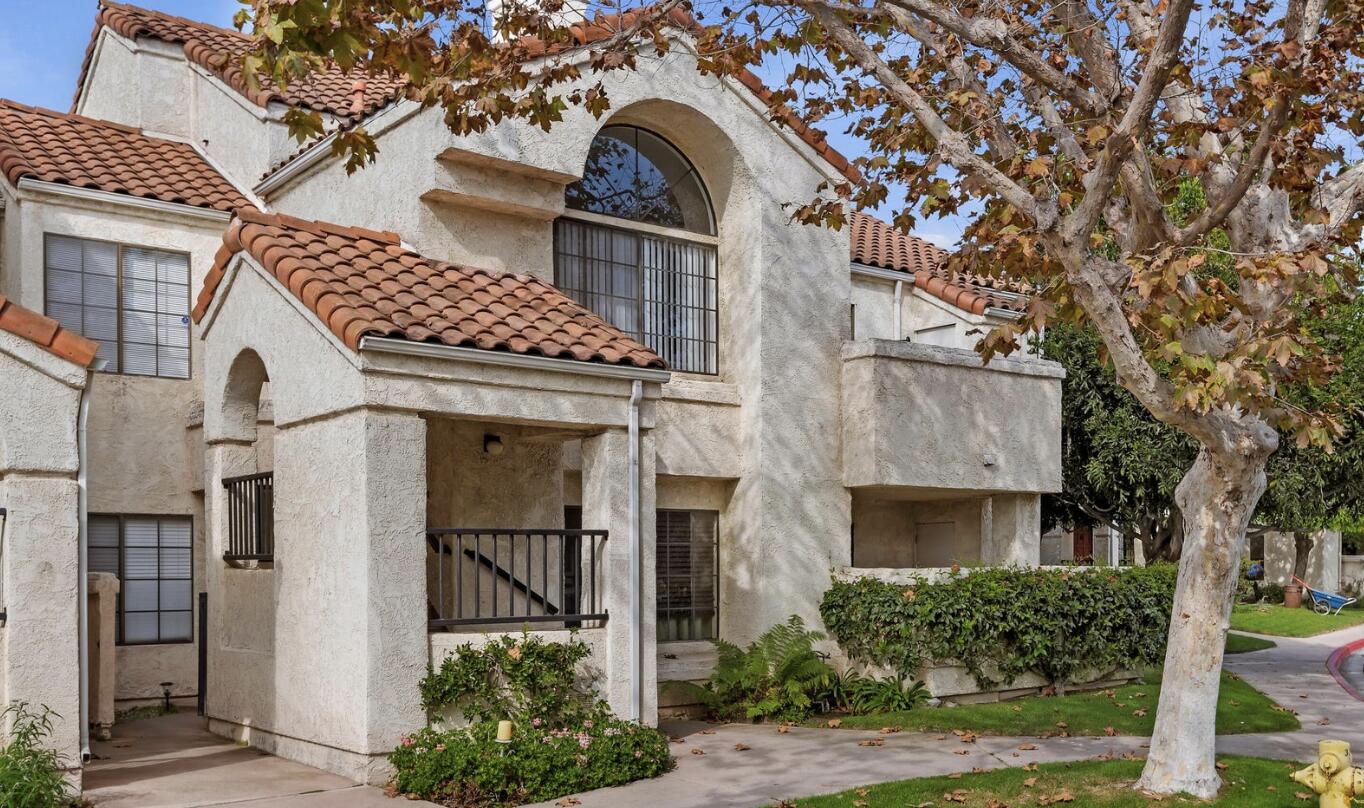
xmin=1136 ymin=448 xmax=1269 ymax=797
xmin=1293 ymin=530 xmax=1314 ymax=582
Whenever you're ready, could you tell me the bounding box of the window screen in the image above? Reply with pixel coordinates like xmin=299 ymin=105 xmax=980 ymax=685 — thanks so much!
xmin=656 ymin=509 xmax=719 ymax=642
xmin=89 ymin=515 xmax=194 ymax=644
xmin=555 ymin=218 xmax=718 ymax=374
xmin=45 ymin=235 xmax=191 ymax=378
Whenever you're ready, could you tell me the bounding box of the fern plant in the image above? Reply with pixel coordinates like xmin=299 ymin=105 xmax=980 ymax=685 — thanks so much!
xmin=704 ymin=616 xmax=834 ymax=722
xmin=838 ymin=672 xmax=930 ymax=715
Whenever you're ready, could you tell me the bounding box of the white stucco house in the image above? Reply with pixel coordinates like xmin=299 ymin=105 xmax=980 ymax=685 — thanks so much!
xmin=0 ymin=0 xmax=1063 ymax=788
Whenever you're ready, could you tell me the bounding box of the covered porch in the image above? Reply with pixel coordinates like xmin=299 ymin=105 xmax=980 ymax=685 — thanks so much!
xmin=193 ymin=210 xmax=668 ymax=783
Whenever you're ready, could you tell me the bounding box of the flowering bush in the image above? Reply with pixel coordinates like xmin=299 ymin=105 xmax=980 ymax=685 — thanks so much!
xmin=391 ymin=713 xmax=671 ymax=804
xmin=393 ymin=633 xmax=673 ymax=805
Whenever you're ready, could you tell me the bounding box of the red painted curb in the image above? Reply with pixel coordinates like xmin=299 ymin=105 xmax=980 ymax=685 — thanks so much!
xmin=1327 ymin=637 xmax=1364 ymax=702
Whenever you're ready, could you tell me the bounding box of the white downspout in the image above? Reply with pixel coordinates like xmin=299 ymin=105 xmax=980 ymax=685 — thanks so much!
xmin=77 ymin=370 xmax=93 ymax=762
xmin=627 ymin=380 xmax=642 ymax=722
xmin=893 ymin=280 xmax=904 ymax=341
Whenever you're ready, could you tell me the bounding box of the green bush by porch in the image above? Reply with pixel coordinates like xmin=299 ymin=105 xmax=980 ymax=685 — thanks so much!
xmin=1230 ymin=603 xmax=1364 ymax=637
xmin=772 ymin=755 xmax=1303 ymax=807
xmin=820 ymin=566 xmax=1178 ymax=689
xmin=818 ymin=667 xmax=1298 ymax=736
xmin=392 ymin=633 xmax=673 ymax=805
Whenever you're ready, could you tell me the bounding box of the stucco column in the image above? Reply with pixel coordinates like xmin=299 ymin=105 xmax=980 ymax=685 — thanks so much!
xmin=580 ymin=427 xmax=657 ymax=724
xmin=359 ymin=410 xmax=428 ymax=768
xmin=203 ymin=438 xmax=259 ymax=724
xmin=0 ymin=474 xmax=82 ymax=783
xmin=984 ymin=494 xmax=1042 ymax=567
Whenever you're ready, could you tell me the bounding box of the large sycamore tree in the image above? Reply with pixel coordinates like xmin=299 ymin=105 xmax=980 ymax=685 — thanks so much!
xmin=240 ymin=0 xmax=1364 ymax=796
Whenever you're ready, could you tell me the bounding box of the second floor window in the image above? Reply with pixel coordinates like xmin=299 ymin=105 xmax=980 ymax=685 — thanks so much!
xmin=44 ymin=234 xmax=191 ymax=378
xmin=556 ymin=126 xmax=718 ymax=375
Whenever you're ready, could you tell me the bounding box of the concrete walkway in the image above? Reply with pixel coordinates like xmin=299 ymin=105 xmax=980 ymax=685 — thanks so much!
xmin=84 ymin=625 xmax=1364 ymax=808
xmin=525 ymin=625 xmax=1364 ymax=808
xmin=83 ymin=712 xmax=440 ymax=808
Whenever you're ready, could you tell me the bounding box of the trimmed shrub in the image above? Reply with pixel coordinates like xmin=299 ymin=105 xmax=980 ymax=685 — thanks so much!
xmin=394 ymin=633 xmax=672 ymax=805
xmin=391 ymin=717 xmax=671 ymax=805
xmin=820 ymin=565 xmax=1178 ymax=689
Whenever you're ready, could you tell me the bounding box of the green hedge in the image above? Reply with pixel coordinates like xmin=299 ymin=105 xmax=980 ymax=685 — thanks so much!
xmin=820 ymin=566 xmax=1178 ymax=689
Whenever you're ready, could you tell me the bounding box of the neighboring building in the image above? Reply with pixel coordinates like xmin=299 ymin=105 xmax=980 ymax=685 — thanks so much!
xmin=0 ymin=1 xmax=1062 ymax=787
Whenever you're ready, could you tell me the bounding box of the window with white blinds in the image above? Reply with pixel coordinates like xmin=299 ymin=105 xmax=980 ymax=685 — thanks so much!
xmin=44 ymin=235 xmax=191 ymax=378
xmin=89 ymin=515 xmax=194 ymax=645
xmin=656 ymin=509 xmax=719 ymax=642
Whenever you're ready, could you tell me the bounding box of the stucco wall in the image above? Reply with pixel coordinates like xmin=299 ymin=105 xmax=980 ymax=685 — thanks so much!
xmin=0 ymin=330 xmax=87 ymax=786
xmin=843 ymin=340 xmax=1064 ymax=494
xmin=851 ymin=272 xmax=1005 ymax=351
xmin=850 ymin=493 xmax=986 ymax=568
xmin=2 ymin=194 xmax=224 ymax=703
xmin=1263 ymin=529 xmax=1340 ymax=592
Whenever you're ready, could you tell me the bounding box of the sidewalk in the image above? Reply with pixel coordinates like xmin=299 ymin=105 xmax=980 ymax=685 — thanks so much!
xmin=526 ymin=624 xmax=1364 ymax=808
xmin=83 ymin=711 xmax=440 ymax=808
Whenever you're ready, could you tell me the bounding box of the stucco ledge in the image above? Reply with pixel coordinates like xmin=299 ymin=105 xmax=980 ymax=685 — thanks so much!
xmin=842 ymin=339 xmax=1066 ymax=380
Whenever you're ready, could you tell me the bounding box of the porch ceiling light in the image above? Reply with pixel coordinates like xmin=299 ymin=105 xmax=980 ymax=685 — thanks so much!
xmin=483 ymin=434 xmax=505 ymax=457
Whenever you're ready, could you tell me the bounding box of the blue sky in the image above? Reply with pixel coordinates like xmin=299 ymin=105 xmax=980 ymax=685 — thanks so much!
xmin=4 ymin=1 xmax=966 ymax=245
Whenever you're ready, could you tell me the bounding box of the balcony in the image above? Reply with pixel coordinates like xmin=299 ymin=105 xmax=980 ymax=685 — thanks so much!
xmin=223 ymin=472 xmax=274 ymax=562
xmin=841 ymin=339 xmax=1064 ymax=494
xmin=426 ymin=529 xmax=608 ymax=629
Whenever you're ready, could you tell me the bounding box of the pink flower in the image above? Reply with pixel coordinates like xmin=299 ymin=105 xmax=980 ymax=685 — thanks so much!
xmin=634 ymin=750 xmax=643 ymax=758
xmin=435 ymin=744 xmax=445 ymax=752
xmin=400 ymin=735 xmax=414 ymax=748
xmin=532 ymin=718 xmax=543 ymax=728
xmin=583 ymin=720 xmax=594 ymax=729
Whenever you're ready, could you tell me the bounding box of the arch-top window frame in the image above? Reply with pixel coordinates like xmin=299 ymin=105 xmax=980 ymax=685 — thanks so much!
xmin=564 ymin=125 xmax=716 ymax=236
xmin=555 ymin=125 xmax=721 ymax=376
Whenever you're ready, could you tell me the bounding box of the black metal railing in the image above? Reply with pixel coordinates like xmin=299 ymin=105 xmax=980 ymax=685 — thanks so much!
xmin=223 ymin=472 xmax=274 ymax=562
xmin=427 ymin=529 xmax=608 ymax=629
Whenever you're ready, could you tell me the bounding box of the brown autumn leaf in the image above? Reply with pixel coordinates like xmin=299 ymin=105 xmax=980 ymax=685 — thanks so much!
xmin=690 ymin=748 xmax=705 ymax=756
xmin=1024 ymin=777 xmax=1038 ymax=787
xmin=733 ymin=743 xmax=751 ymax=751
xmin=1018 ymin=743 xmax=1038 ymax=750
xmin=859 ymin=737 xmax=884 ymax=747
xmin=555 ymin=799 xmax=582 ymax=807
xmin=1104 ymin=726 xmax=1116 ymax=736
xmin=827 ymin=718 xmax=843 ymax=728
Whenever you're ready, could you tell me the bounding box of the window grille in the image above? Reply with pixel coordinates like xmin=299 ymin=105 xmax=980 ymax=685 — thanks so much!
xmin=656 ymin=509 xmax=719 ymax=642
xmin=89 ymin=515 xmax=194 ymax=645
xmin=555 ymin=218 xmax=718 ymax=374
xmin=45 ymin=235 xmax=191 ymax=378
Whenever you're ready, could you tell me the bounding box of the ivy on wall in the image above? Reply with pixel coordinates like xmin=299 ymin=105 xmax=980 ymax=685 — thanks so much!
xmin=820 ymin=566 xmax=1178 ymax=689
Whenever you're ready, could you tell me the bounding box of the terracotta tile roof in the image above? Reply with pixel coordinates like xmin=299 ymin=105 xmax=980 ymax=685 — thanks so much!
xmin=0 ymin=100 xmax=251 ymax=213
xmin=849 ymin=211 xmax=1028 ymax=315
xmin=76 ymin=2 xmax=404 ymax=121
xmin=0 ymin=295 xmax=100 ymax=368
xmin=192 ymin=208 xmax=665 ymax=369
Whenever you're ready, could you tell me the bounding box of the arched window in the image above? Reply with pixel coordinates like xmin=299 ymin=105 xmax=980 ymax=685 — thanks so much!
xmin=555 ymin=125 xmax=718 ymax=374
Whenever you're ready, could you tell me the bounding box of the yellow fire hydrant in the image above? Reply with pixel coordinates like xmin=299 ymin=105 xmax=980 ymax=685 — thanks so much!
xmin=1291 ymin=740 xmax=1364 ymax=808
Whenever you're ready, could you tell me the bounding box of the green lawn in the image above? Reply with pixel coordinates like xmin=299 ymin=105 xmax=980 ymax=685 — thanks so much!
xmin=775 ymin=756 xmax=1304 ymax=807
xmin=821 ymin=669 xmax=1298 ymax=736
xmin=1231 ymin=603 xmax=1364 ymax=637
xmin=1225 ymin=632 xmax=1276 ymax=654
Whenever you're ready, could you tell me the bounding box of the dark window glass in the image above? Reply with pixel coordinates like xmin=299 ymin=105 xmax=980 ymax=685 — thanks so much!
xmin=45 ymin=235 xmax=191 ymax=378
xmin=89 ymin=515 xmax=194 ymax=645
xmin=656 ymin=509 xmax=718 ymax=642
xmin=554 ymin=218 xmax=718 ymax=374
xmin=565 ymin=126 xmax=715 ymax=235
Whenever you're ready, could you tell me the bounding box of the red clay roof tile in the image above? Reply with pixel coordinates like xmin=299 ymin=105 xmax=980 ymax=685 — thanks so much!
xmin=849 ymin=211 xmax=1027 ymax=315
xmin=77 ymin=2 xmax=405 ymax=122
xmin=193 ymin=208 xmax=665 ymax=369
xmin=0 ymin=295 xmax=100 ymax=368
xmin=0 ymin=99 xmax=251 ymax=213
